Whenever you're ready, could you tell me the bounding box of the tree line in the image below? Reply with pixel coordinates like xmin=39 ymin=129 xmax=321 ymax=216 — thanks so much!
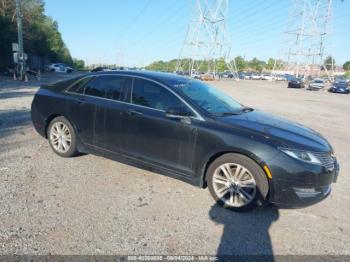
xmin=146 ymin=56 xmax=350 ymax=75
xmin=0 ymin=0 xmax=84 ymax=71
xmin=146 ymin=57 xmax=282 ymax=73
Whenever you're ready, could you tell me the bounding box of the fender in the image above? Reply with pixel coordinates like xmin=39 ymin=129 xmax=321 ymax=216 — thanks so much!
xmin=197 ymin=146 xmax=275 ymax=188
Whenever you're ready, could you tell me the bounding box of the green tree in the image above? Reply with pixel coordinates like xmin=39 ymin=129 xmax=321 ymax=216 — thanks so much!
xmin=0 ymin=0 xmax=75 ymax=70
xmin=216 ymin=57 xmax=228 ymax=72
xmin=343 ymin=61 xmax=350 ymax=71
xmin=72 ymin=58 xmax=85 ymax=69
xmin=265 ymin=58 xmax=285 ymax=71
xmin=146 ymin=60 xmax=167 ymax=71
xmin=324 ymin=56 xmax=335 ymax=70
xmin=266 ymin=58 xmax=275 ymax=70
xmin=249 ymin=57 xmax=265 ymax=72
xmin=232 ymin=56 xmax=247 ymax=72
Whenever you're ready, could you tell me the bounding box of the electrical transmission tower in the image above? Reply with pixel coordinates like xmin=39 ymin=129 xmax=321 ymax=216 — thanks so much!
xmin=277 ymin=0 xmax=333 ymax=78
xmin=176 ymin=0 xmax=238 ymax=79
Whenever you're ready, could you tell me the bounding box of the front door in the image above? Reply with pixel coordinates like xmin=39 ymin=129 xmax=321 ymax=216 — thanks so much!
xmin=120 ymin=77 xmax=198 ymax=175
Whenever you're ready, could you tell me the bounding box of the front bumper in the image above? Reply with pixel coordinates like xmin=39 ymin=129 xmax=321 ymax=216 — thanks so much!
xmin=308 ymin=86 xmax=324 ymax=90
xmin=330 ymin=89 xmax=350 ymax=94
xmin=268 ymin=153 xmax=339 ymax=208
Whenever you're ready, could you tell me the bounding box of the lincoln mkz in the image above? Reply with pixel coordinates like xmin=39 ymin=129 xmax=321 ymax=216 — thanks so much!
xmin=31 ymin=71 xmax=339 ymax=211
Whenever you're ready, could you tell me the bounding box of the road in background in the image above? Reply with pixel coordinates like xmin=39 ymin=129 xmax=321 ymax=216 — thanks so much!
xmin=0 ymin=75 xmax=349 ymax=255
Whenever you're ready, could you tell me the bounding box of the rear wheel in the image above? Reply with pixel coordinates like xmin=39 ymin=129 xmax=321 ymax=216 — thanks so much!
xmin=207 ymin=153 xmax=269 ymax=212
xmin=47 ymin=116 xmax=78 ymax=157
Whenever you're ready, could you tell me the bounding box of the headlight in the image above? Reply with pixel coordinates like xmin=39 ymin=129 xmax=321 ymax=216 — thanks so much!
xmin=279 ymin=148 xmax=321 ymax=164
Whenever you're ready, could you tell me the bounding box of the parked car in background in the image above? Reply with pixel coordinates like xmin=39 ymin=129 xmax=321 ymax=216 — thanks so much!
xmin=288 ymin=78 xmax=305 ymax=88
xmin=3 ymin=66 xmax=15 ymax=77
xmin=45 ymin=63 xmax=73 ymax=73
xmin=244 ymin=73 xmax=252 ymax=80
xmin=221 ymin=71 xmax=234 ymax=78
xmin=191 ymin=71 xmax=202 ymax=79
xmin=284 ymin=74 xmax=294 ymax=82
xmin=31 ymin=71 xmax=339 ymax=212
xmin=262 ymin=74 xmax=273 ymax=81
xmin=308 ymin=79 xmax=325 ymax=91
xmin=91 ymin=67 xmax=110 ymax=72
xmin=328 ymin=80 xmax=349 ymax=94
xmin=251 ymin=73 xmax=262 ymax=80
xmin=200 ymin=73 xmax=216 ymax=81
xmin=275 ymin=75 xmax=287 ymax=81
xmin=238 ymin=72 xmax=245 ymax=80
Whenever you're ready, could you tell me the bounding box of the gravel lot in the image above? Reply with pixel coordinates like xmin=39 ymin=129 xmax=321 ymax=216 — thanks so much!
xmin=0 ymin=74 xmax=349 ymax=256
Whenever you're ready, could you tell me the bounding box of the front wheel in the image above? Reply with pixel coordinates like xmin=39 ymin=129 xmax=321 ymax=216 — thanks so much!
xmin=47 ymin=116 xmax=78 ymax=157
xmin=207 ymin=153 xmax=269 ymax=212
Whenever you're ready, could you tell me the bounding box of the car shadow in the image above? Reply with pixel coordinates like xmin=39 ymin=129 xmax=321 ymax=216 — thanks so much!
xmin=209 ymin=203 xmax=279 ymax=260
xmin=0 ymin=90 xmax=36 ymax=100
xmin=0 ymin=109 xmax=32 ymax=140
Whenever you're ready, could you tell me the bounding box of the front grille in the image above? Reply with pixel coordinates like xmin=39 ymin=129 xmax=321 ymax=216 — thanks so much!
xmin=313 ymin=152 xmax=335 ymax=171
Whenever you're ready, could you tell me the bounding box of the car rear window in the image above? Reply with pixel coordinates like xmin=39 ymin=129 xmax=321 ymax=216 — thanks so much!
xmin=68 ymin=76 xmax=94 ymax=94
xmin=41 ymin=76 xmax=82 ymax=92
xmin=84 ymin=75 xmax=131 ymax=101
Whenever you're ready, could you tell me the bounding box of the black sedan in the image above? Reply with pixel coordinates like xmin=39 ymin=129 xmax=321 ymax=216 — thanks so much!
xmin=288 ymin=78 xmax=305 ymax=88
xmin=90 ymin=67 xmax=108 ymax=72
xmin=31 ymin=71 xmax=339 ymax=211
xmin=328 ymin=82 xmax=350 ymax=94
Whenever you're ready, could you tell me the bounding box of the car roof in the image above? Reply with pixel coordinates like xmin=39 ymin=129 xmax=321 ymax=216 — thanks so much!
xmin=87 ymin=70 xmax=191 ymax=85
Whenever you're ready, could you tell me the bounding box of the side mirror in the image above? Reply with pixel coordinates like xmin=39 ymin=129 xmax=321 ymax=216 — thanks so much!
xmin=165 ymin=107 xmax=192 ymax=118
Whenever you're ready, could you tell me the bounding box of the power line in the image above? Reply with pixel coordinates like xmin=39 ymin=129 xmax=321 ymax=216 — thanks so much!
xmin=177 ymin=0 xmax=239 ymax=79
xmin=119 ymin=0 xmax=153 ymax=42
xmin=275 ymin=0 xmax=334 ymax=77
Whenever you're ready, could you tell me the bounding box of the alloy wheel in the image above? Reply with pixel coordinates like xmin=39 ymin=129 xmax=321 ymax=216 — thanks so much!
xmin=212 ymin=163 xmax=257 ymax=207
xmin=49 ymin=122 xmax=72 ymax=153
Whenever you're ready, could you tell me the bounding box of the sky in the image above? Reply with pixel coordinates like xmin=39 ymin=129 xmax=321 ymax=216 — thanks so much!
xmin=44 ymin=0 xmax=350 ymax=67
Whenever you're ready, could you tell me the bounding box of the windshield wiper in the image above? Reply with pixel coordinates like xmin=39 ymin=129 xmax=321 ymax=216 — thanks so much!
xmin=214 ymin=111 xmax=242 ymax=117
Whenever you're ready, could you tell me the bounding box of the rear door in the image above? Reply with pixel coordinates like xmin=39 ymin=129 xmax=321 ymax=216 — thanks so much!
xmin=66 ymin=76 xmax=96 ymax=144
xmin=98 ymin=75 xmax=132 ymax=151
xmin=83 ymin=75 xmax=131 ymax=149
xmin=67 ymin=75 xmax=129 ymax=148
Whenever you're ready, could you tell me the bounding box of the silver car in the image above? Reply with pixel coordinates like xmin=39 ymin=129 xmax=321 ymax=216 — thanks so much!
xmin=308 ymin=78 xmax=325 ymax=91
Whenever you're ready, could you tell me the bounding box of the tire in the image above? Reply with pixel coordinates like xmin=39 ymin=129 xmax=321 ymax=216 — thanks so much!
xmin=47 ymin=116 xmax=78 ymax=158
xmin=207 ymin=153 xmax=269 ymax=212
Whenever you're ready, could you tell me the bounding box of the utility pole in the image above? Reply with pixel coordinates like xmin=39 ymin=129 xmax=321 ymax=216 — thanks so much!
xmin=176 ymin=0 xmax=238 ymax=80
xmin=15 ymin=0 xmax=26 ymax=80
xmin=275 ymin=0 xmax=333 ymax=78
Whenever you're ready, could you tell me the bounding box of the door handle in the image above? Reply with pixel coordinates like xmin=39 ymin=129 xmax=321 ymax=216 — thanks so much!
xmin=75 ymin=98 xmax=86 ymax=105
xmin=128 ymin=109 xmax=143 ymax=116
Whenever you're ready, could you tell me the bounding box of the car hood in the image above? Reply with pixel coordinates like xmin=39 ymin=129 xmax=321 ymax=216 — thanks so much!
xmin=216 ymin=110 xmax=331 ymax=152
xmin=333 ymin=84 xmax=348 ymax=89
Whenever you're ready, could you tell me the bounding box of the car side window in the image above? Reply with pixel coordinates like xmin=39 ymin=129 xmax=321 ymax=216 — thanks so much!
xmin=104 ymin=76 xmax=131 ymax=101
xmin=131 ymin=78 xmax=193 ymax=114
xmin=68 ymin=77 xmax=94 ymax=94
xmin=84 ymin=76 xmax=130 ymax=100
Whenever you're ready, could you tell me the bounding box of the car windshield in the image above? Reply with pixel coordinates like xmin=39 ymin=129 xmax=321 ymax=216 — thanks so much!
xmin=169 ymin=79 xmax=244 ymax=115
xmin=314 ymin=80 xmax=324 ymax=83
xmin=335 ymin=80 xmax=346 ymax=84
